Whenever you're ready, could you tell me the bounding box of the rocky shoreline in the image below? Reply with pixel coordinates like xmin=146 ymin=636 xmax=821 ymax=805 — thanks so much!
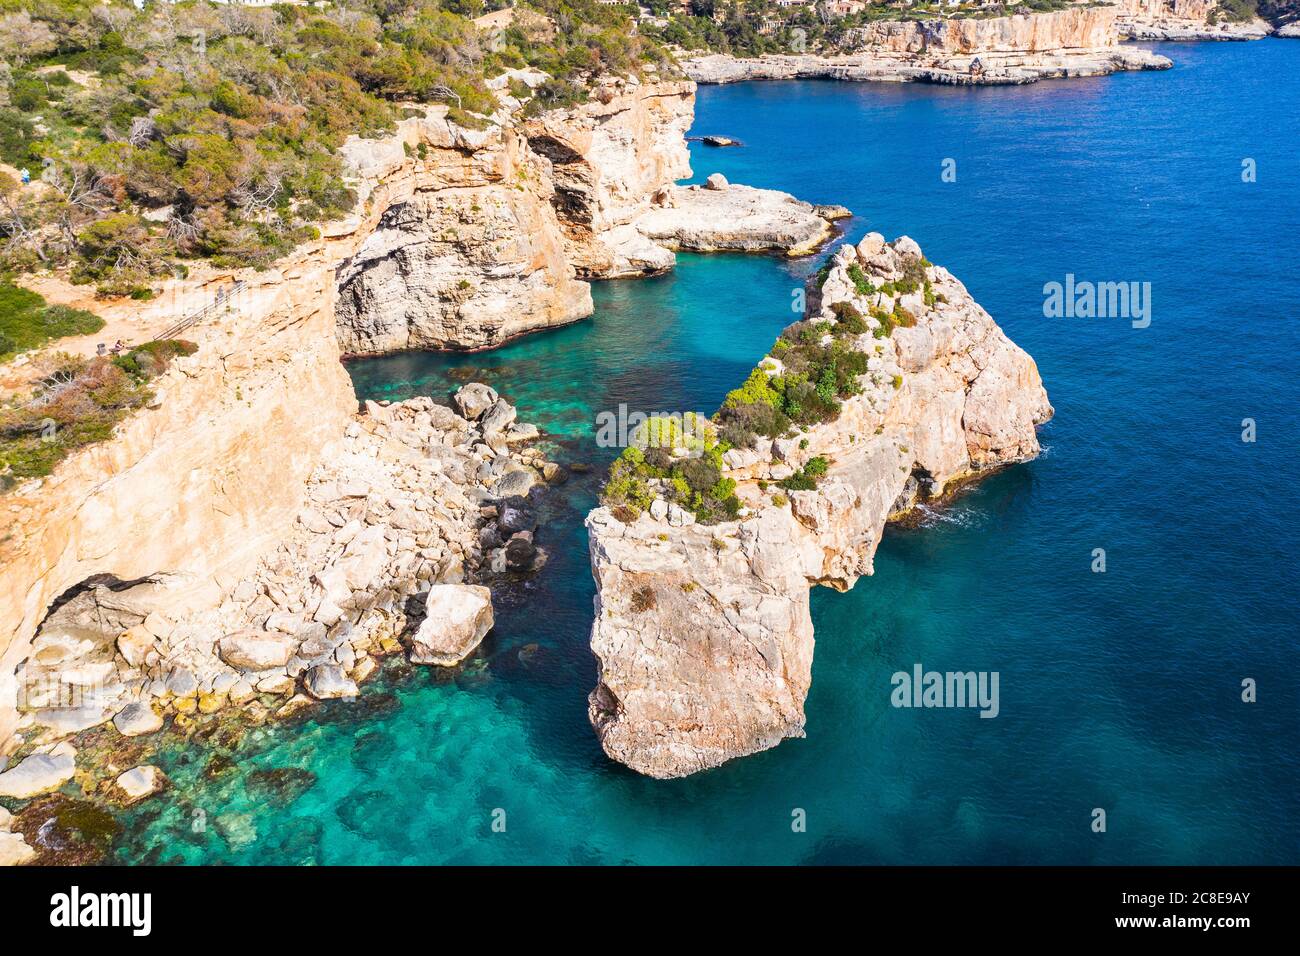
xmin=586 ymin=234 xmax=1052 ymax=778
xmin=1115 ymin=0 xmax=1275 ymax=40
xmin=0 ymin=385 xmax=560 ymax=862
xmin=0 ymin=66 xmax=857 ymax=862
xmin=681 ymin=47 xmax=1171 ymax=86
xmin=681 ymin=6 xmax=1174 ymax=87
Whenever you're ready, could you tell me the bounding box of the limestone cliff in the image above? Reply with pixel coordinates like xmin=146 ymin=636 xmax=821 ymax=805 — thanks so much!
xmin=1114 ymin=0 xmax=1273 ymax=39
xmin=333 ymin=119 xmax=593 ymax=353
xmin=586 ymin=234 xmax=1052 ymax=778
xmin=0 ymin=250 xmax=356 ymax=752
xmin=522 ymin=78 xmax=696 ymax=278
xmin=0 ymin=103 xmax=569 ymax=753
xmin=333 ymin=79 xmax=836 ymax=349
xmin=682 ymin=7 xmax=1172 ymax=86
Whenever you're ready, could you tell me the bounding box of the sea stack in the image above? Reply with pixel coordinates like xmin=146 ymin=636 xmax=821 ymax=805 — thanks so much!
xmin=586 ymin=234 xmax=1052 ymax=778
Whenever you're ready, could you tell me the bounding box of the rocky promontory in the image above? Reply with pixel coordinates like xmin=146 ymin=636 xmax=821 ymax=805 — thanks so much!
xmin=637 ymin=177 xmax=844 ymax=256
xmin=586 ymin=234 xmax=1052 ymax=778
xmin=335 ymin=77 xmax=842 ymax=354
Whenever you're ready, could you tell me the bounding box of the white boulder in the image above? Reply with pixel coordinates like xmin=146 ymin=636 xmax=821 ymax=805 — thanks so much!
xmin=410 ymin=585 xmax=494 ymax=665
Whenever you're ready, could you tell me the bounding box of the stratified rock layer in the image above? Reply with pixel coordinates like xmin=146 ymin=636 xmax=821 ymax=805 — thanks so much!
xmin=334 ymin=78 xmax=840 ymax=353
xmin=683 ymin=7 xmax=1173 ymax=86
xmin=587 ymin=235 xmax=1052 ymax=778
xmin=1115 ymin=0 xmax=1272 ymax=39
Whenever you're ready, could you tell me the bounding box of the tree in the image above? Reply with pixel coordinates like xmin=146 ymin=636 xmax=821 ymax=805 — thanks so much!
xmin=0 ymin=13 xmax=58 ymax=69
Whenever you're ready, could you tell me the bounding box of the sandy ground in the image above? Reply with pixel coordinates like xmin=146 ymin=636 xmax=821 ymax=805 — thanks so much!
xmin=2 ymin=265 xmax=241 ymax=399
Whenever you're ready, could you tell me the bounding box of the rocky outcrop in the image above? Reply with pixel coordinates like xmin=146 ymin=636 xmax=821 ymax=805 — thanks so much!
xmin=1114 ymin=0 xmax=1272 ymax=40
xmin=522 ymin=78 xmax=697 ymax=278
xmin=334 ymin=77 xmax=840 ymax=353
xmin=334 ymin=115 xmax=593 ymax=354
xmin=636 ymin=182 xmax=840 ymax=256
xmin=334 ymin=79 xmax=698 ymax=355
xmin=682 ymin=8 xmax=1173 ymax=85
xmin=8 ymin=391 xmax=555 ymax=751
xmin=586 ymin=234 xmax=1052 ymax=778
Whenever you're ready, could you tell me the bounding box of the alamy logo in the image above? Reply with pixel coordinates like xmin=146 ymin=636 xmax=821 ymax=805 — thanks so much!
xmin=890 ymin=664 xmax=1000 ymax=718
xmin=50 ymin=886 xmax=151 ymax=936
xmin=1042 ymin=274 xmax=1151 ymax=328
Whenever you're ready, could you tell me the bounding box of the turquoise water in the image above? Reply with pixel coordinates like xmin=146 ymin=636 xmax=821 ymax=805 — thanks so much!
xmin=120 ymin=41 xmax=1298 ymax=864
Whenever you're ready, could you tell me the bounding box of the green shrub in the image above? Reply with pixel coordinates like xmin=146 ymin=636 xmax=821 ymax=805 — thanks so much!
xmin=0 ymin=283 xmax=104 ymax=359
xmin=776 ymin=455 xmax=829 ymax=491
xmin=846 ymin=262 xmax=876 ymax=297
xmin=0 ymin=339 xmax=195 ymax=490
xmin=829 ymin=301 xmax=868 ymax=335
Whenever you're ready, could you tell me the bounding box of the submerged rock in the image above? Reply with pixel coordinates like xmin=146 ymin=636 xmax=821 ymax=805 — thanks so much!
xmin=303 ymin=663 xmax=360 ymax=700
xmin=0 ymin=750 xmax=76 ymax=799
xmin=12 ymin=795 xmax=120 ymax=865
xmin=114 ymin=765 xmax=166 ymax=804
xmin=245 ymin=767 xmax=318 ymax=808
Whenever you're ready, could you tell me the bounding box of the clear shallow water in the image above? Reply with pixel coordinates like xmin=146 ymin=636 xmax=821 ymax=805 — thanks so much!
xmin=120 ymin=41 xmax=1299 ymax=864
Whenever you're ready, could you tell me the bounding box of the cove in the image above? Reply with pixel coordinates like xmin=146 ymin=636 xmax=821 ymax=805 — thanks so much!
xmin=113 ymin=40 xmax=1300 ymax=865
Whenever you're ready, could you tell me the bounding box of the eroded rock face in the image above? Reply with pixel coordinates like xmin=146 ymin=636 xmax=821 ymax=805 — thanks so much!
xmin=334 ymin=81 xmax=696 ymax=353
xmin=1114 ymin=0 xmax=1272 ymax=39
xmin=523 ymin=79 xmax=696 ymax=278
xmin=682 ymin=8 xmax=1174 ymax=86
xmin=333 ymin=78 xmax=832 ymax=350
xmin=587 ymin=236 xmax=1052 ymax=778
xmin=334 ymin=121 xmax=592 ymax=354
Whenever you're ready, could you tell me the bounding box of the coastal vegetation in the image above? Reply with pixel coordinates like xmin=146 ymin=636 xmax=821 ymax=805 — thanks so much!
xmin=602 ymin=253 xmax=910 ymax=522
xmin=1213 ymin=0 xmax=1260 ymax=21
xmin=0 ymin=0 xmax=670 ymax=295
xmin=602 ymin=414 xmax=743 ymax=524
xmin=600 ymin=245 xmax=944 ymax=522
xmin=0 ymin=278 xmax=101 ymax=359
xmin=715 ymin=310 xmax=868 ymax=449
xmin=0 ymin=336 xmax=195 ymax=490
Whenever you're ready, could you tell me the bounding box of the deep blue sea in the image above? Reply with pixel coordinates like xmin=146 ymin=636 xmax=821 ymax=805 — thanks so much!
xmin=120 ymin=40 xmax=1298 ymax=864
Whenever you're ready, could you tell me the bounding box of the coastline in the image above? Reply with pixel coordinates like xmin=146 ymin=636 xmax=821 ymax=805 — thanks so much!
xmin=1 ymin=21 xmax=1293 ymax=865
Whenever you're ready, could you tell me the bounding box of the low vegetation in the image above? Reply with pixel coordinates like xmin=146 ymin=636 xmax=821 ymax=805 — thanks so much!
xmin=1213 ymin=0 xmax=1260 ymax=22
xmin=0 ymin=279 xmax=101 ymax=358
xmin=602 ymin=414 xmax=742 ymax=524
xmin=0 ymin=0 xmax=671 ymax=294
xmin=0 ymin=337 xmax=196 ymax=491
xmin=601 ymin=249 xmax=939 ymax=523
xmin=715 ymin=314 xmax=868 ymax=450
